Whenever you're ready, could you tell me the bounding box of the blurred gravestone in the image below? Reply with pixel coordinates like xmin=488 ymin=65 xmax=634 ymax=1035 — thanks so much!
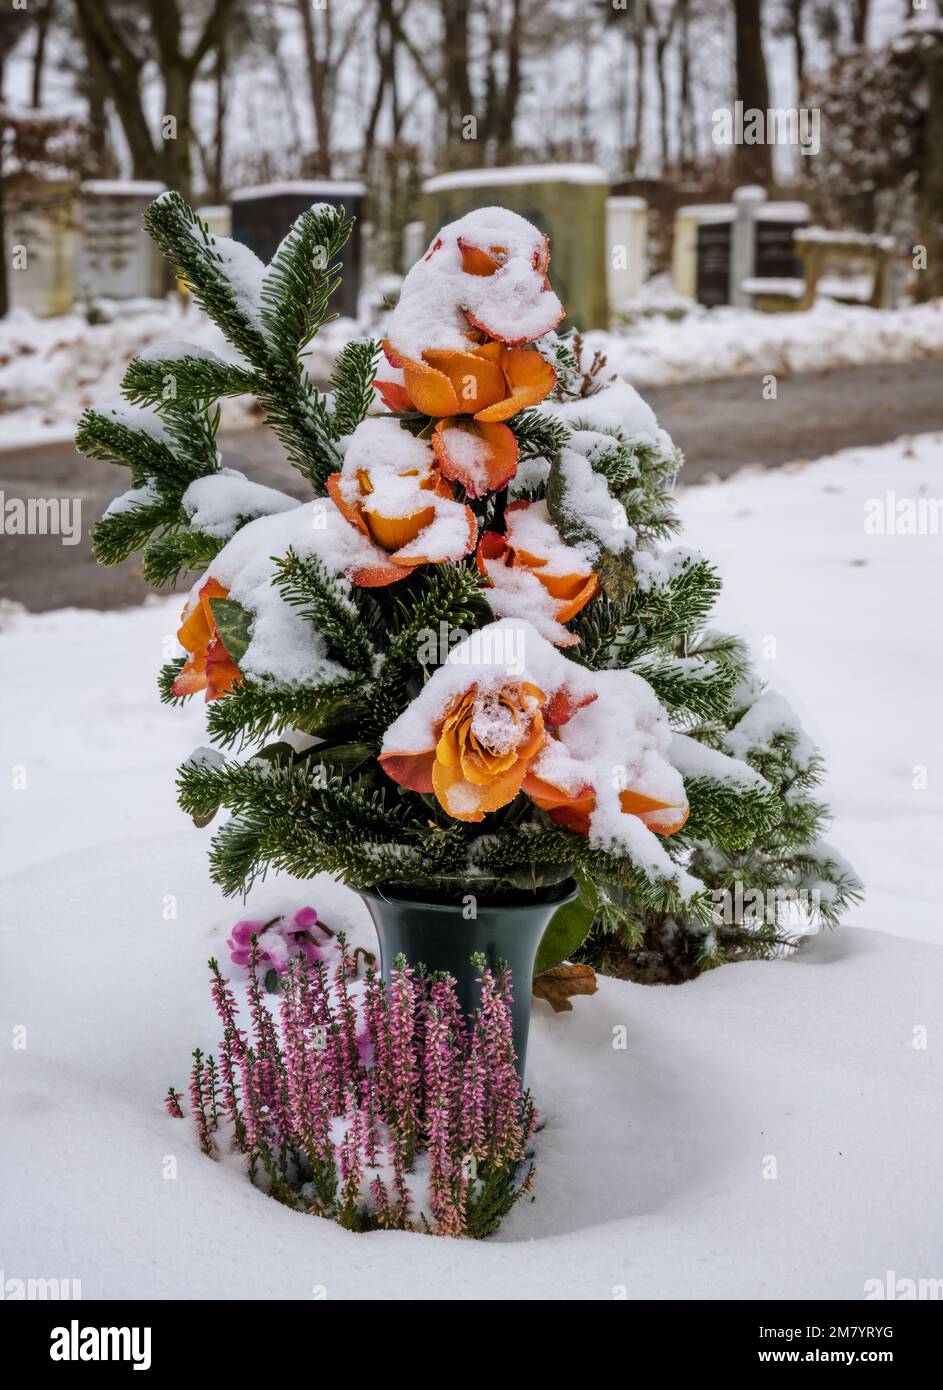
xmin=753 ymin=204 xmax=808 ymax=282
xmin=77 ymin=180 xmax=166 ymax=301
xmin=673 ymin=191 xmax=809 ymax=310
xmin=421 ymin=164 xmax=610 ymax=330
xmin=606 ymin=195 xmax=648 ymax=310
xmin=673 ymin=205 xmax=733 ymax=304
xmin=230 ymin=181 xmax=365 ymax=320
xmin=5 ymin=178 xmax=78 ymax=317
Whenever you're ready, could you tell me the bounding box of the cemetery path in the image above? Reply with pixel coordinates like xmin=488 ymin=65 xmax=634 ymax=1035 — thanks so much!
xmin=2 ymin=358 xmax=941 ymax=612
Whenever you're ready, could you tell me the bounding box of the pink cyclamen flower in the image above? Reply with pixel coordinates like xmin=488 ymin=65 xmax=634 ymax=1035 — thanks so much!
xmin=227 ymin=907 xmax=326 ymax=976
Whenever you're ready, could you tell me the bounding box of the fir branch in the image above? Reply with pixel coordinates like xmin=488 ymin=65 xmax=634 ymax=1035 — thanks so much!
xmin=143 ymin=194 xmax=269 ymax=367
xmin=142 ymin=527 xmax=226 ymax=587
xmin=329 ymin=339 xmax=382 ymax=438
xmin=677 ymin=774 xmax=783 ymax=851
xmin=258 ymin=202 xmax=352 ymax=364
xmin=122 ymin=354 xmax=257 ymax=410
xmin=159 ymin=659 xmax=189 ymax=705
xmin=366 ymin=565 xmax=490 ymax=736
xmin=91 ymin=497 xmax=183 ymax=567
xmin=630 ymin=652 xmax=738 ymax=724
xmin=205 ymin=674 xmax=368 ymax=750
xmin=509 ymin=409 xmax=569 ymax=459
xmin=273 ymin=549 xmax=376 ymax=676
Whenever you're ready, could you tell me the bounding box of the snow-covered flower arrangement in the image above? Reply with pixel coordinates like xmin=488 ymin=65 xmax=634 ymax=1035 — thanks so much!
xmin=170 ymin=936 xmax=536 ymax=1238
xmin=77 ymin=192 xmax=860 ymax=978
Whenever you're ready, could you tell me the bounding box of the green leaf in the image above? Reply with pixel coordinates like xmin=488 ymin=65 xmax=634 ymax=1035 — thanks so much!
xmin=534 ymin=869 xmax=599 ymax=975
xmin=208 ymin=596 xmax=253 ymax=665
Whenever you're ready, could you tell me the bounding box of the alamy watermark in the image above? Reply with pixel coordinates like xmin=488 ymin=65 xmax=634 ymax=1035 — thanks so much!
xmin=0 ymin=493 xmax=82 ymax=545
xmin=417 ymin=620 xmax=525 ymax=676
xmin=710 ymin=882 xmax=821 ymax=926
xmin=712 ymin=101 xmax=820 ymax=156
xmin=864 ymin=492 xmax=943 ymax=536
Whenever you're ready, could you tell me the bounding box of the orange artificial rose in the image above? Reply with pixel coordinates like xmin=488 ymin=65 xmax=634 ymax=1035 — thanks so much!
xmin=379 ymin=338 xmax=557 ymax=426
xmin=477 ymin=500 xmax=600 ymax=637
xmin=326 ymin=459 xmax=477 ymax=586
xmin=171 ymin=577 xmax=242 ymax=702
xmin=380 ymin=680 xmax=548 ymax=823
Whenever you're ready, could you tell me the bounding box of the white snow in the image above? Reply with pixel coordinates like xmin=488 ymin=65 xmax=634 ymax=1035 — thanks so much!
xmin=1 ymin=430 xmax=942 ymax=1296
xmin=103 ymin=481 xmax=160 ymax=517
xmin=598 ymin=294 xmax=943 ymax=387
xmin=0 ymin=303 xmax=258 ymax=448
xmin=422 ymin=163 xmax=609 ymax=192
xmin=181 ymin=469 xmax=297 ymax=539
xmin=541 ymin=376 xmax=662 ymax=445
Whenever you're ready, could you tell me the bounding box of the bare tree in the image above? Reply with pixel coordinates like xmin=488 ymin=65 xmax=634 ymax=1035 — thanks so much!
xmin=732 ymin=0 xmax=772 ymax=184
xmin=72 ymin=0 xmax=237 ymax=200
xmin=295 ymin=0 xmax=365 ymax=175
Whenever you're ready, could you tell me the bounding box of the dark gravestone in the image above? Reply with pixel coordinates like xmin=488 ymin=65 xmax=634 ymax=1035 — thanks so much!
xmin=695 ymin=220 xmax=732 ymax=307
xmin=754 ymin=217 xmax=807 ymax=281
xmin=229 ymin=181 xmax=365 ymax=320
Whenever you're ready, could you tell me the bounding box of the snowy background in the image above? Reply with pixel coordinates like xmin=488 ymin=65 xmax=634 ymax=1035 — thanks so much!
xmin=2 ymin=429 xmax=940 ymax=1299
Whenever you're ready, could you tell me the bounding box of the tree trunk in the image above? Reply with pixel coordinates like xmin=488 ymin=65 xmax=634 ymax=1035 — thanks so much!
xmin=915 ymin=36 xmax=943 ymax=301
xmin=211 ymin=38 xmax=227 ymax=203
xmin=630 ymin=30 xmax=646 ymax=173
xmin=732 ymin=0 xmax=773 ymax=185
xmin=788 ymin=0 xmax=805 ymax=98
xmin=851 ymin=0 xmax=870 ymax=46
xmin=74 ymin=0 xmax=160 ymax=182
xmin=296 ymin=0 xmax=332 ymax=175
xmin=31 ymin=0 xmax=55 ymax=108
xmin=439 ymin=0 xmax=476 ymax=163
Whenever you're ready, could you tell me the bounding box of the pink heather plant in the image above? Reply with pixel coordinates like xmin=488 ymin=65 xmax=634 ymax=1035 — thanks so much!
xmin=172 ymin=937 xmax=536 ymax=1238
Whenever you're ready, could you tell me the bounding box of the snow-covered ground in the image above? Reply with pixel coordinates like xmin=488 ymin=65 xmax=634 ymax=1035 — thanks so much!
xmin=2 ymin=294 xmax=941 ymax=447
xmin=1 ymin=432 xmax=941 ymax=1298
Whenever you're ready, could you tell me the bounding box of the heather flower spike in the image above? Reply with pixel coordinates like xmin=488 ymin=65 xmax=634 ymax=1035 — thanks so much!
xmin=168 ymin=953 xmax=536 ymax=1238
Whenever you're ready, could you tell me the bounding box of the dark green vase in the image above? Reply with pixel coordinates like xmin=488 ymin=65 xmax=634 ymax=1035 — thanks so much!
xmin=358 ymin=880 xmax=577 ymax=1079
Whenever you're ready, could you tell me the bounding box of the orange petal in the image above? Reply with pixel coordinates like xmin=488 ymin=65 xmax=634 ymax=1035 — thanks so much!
xmin=422 ymin=348 xmax=506 ymax=416
xmin=619 ymin=789 xmax=690 ymax=837
xmin=391 ymin=503 xmax=478 ymax=567
xmin=204 ymin=637 xmax=242 ymax=703
xmin=171 ymin=650 xmax=207 ymax=697
xmin=177 ymin=597 xmax=212 ymax=656
xmin=542 ymin=688 xmax=598 ymax=727
xmin=476 ymin=529 xmax=508 ymax=578
xmin=348 ymin=559 xmax=413 ymax=587
xmin=431 ymin=419 xmax=519 ymax=498
xmin=382 ymin=339 xmax=405 ymax=369
xmin=545 ymin=804 xmax=591 ymax=836
xmin=400 ymin=354 xmax=461 ymax=417
xmin=474 ymin=349 xmax=556 ymax=422
xmin=544 ymin=570 xmax=600 ymax=623
xmin=326 ymin=472 xmax=369 ymax=534
xmin=379 ymin=748 xmax=436 ymax=794
xmin=524 ymin=770 xmax=596 ymax=817
xmin=432 ymin=755 xmax=529 ymax=822
xmin=373 ymin=378 xmax=413 ymax=413
xmin=363 ymin=502 xmax=436 ymax=553
xmin=458 ymin=237 xmax=504 ymax=276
